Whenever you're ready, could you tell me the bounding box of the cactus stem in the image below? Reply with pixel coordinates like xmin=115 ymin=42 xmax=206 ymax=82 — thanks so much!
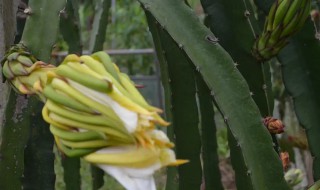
xmin=241 ymin=0 xmax=257 ymax=37
xmin=260 ymin=62 xmax=271 ymax=115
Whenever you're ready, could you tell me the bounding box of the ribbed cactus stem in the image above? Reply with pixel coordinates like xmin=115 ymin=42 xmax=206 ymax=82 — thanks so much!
xmin=89 ymin=0 xmax=112 ymax=53
xmin=138 ymin=0 xmax=289 ymax=189
xmin=144 ymin=12 xmax=179 ymax=190
xmin=196 ymin=73 xmax=223 ymax=190
xmin=145 ymin=12 xmax=202 ymax=189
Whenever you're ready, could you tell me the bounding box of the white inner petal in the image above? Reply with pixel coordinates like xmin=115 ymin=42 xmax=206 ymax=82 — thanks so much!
xmin=98 ymin=164 xmax=159 ymax=190
xmin=68 ymin=79 xmax=138 ymax=133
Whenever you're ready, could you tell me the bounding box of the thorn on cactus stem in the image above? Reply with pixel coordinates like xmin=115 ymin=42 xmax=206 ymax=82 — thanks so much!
xmin=205 ymin=35 xmax=218 ymax=44
xmin=280 ymin=152 xmax=290 ymax=171
xmin=262 ymin=84 xmax=267 ymax=90
xmin=244 ymin=10 xmax=250 ymax=17
xmin=263 ymin=116 xmax=285 ymax=134
xmin=59 ymin=8 xmax=67 ymax=19
xmin=23 ymin=7 xmax=32 ymax=15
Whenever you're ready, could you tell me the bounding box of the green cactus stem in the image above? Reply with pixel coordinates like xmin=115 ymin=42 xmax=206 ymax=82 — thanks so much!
xmin=145 ymin=12 xmax=202 ymax=190
xmin=227 ymin=127 xmax=254 ymax=190
xmin=196 ymin=73 xmax=223 ymax=190
xmin=60 ymin=0 xmax=82 ymax=55
xmin=89 ymin=0 xmax=112 ymax=53
xmin=0 ymin=0 xmax=66 ymax=189
xmin=139 ymin=0 xmax=289 ymax=189
xmin=201 ymin=0 xmax=278 ymax=188
xmin=278 ymin=22 xmax=320 ymax=180
xmin=145 ymin=12 xmax=179 ymax=190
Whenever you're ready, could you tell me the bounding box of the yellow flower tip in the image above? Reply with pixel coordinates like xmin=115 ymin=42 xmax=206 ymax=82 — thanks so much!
xmin=151 ymin=113 xmax=170 ymax=127
xmin=168 ymin=159 xmax=189 ymax=166
xmin=47 ymin=71 xmax=58 ymax=78
xmin=19 ymin=85 xmax=30 ymax=94
xmin=63 ymin=54 xmax=81 ymax=64
xmin=166 ymin=142 xmax=175 ymax=148
xmin=154 ymin=108 xmax=163 ymax=113
xmin=33 ymin=80 xmax=43 ymax=92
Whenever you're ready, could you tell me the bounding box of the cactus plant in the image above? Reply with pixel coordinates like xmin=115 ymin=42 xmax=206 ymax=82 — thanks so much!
xmin=1 ymin=0 xmax=320 ymax=189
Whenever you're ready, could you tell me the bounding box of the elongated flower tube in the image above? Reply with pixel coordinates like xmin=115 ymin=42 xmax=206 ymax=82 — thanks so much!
xmin=252 ymin=0 xmax=311 ymax=61
xmin=1 ymin=49 xmax=186 ymax=190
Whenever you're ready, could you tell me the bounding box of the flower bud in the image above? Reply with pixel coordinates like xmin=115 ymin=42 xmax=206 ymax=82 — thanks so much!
xmin=285 ymin=168 xmax=303 ymax=187
xmin=280 ymin=151 xmax=290 ymax=170
xmin=263 ymin=116 xmax=285 ymax=134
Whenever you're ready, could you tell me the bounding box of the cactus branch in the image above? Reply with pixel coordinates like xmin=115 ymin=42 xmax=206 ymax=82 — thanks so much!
xmin=139 ymin=0 xmax=289 ymax=189
xmin=145 ymin=12 xmax=202 ymax=189
xmin=145 ymin=12 xmax=179 ymax=190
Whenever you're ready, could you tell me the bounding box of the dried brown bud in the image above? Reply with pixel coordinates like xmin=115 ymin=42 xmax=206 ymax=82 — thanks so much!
xmin=280 ymin=152 xmax=290 ymax=171
xmin=288 ymin=135 xmax=308 ymax=150
xmin=263 ymin=117 xmax=285 ymax=134
xmin=311 ymin=10 xmax=320 ymax=22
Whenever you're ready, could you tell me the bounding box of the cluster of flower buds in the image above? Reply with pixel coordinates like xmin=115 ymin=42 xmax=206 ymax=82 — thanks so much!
xmin=252 ymin=0 xmax=311 ymax=61
xmin=1 ymin=45 xmax=187 ymax=190
xmin=1 ymin=44 xmax=55 ymax=101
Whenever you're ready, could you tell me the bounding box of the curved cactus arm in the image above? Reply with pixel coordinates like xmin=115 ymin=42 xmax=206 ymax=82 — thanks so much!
xmin=60 ymin=0 xmax=82 ymax=54
xmin=145 ymin=12 xmax=179 ymax=190
xmin=200 ymin=0 xmax=277 ymax=188
xmin=0 ymin=95 xmax=32 ymax=190
xmin=227 ymin=127 xmax=254 ymax=190
xmin=145 ymin=11 xmax=202 ymax=190
xmin=138 ymin=0 xmax=290 ymax=189
xmin=200 ymin=0 xmax=274 ymax=117
xmin=196 ymin=73 xmax=223 ymax=190
xmin=20 ymin=0 xmax=66 ymax=62
xmin=278 ymin=22 xmax=320 ymax=180
xmin=89 ymin=0 xmax=112 ymax=53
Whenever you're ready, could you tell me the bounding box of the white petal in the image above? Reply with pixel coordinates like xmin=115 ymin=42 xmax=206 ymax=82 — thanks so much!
xmin=68 ymin=80 xmax=138 ymax=132
xmin=98 ymin=164 xmax=160 ymax=190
